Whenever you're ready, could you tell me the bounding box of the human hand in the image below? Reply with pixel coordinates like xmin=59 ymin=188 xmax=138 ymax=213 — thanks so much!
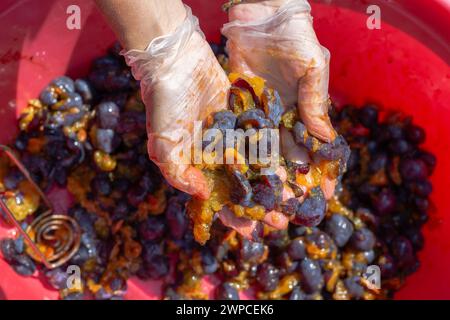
xmin=123 ymin=7 xmax=230 ymax=200
xmin=222 ymin=0 xmax=336 ymax=143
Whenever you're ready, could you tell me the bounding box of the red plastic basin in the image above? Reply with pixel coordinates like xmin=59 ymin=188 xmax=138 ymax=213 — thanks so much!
xmin=0 ymin=0 xmax=449 ymax=300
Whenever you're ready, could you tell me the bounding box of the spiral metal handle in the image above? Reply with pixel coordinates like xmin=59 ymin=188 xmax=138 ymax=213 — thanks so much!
xmin=1 ymin=144 xmax=81 ymax=269
xmin=26 ymin=213 xmax=81 ymax=268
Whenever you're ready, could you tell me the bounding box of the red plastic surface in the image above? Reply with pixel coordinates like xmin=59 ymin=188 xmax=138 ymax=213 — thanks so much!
xmin=0 ymin=0 xmax=449 ymax=300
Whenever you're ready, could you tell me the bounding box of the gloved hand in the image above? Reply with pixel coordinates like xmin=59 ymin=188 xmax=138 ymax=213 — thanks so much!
xmin=223 ymin=0 xmax=338 ymax=200
xmin=123 ymin=7 xmax=230 ymax=200
xmin=222 ymin=0 xmax=336 ymax=143
xmin=122 ymin=6 xmax=289 ymax=240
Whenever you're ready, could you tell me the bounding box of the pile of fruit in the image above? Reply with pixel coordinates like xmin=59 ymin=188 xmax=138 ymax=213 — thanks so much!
xmin=0 ymin=41 xmax=435 ymax=299
xmin=188 ymin=72 xmax=350 ymax=245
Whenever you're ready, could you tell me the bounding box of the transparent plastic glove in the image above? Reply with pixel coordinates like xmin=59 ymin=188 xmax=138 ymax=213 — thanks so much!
xmin=222 ymin=0 xmax=336 ymax=143
xmin=123 ymin=7 xmax=230 ymax=200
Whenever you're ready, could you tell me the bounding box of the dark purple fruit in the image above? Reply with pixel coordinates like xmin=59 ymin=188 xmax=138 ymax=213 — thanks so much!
xmin=212 ymin=110 xmax=237 ymax=131
xmin=91 ymin=175 xmax=112 ymax=196
xmin=240 ymin=239 xmax=265 ymax=263
xmin=96 ymin=128 xmax=116 ymax=154
xmin=325 ymin=214 xmax=354 ymax=247
xmin=252 ymin=182 xmax=276 ymax=211
xmin=406 ymin=124 xmax=426 ymax=145
xmin=216 ymin=282 xmax=239 ymax=300
xmin=358 ymin=104 xmax=379 ymax=128
xmin=261 ymin=88 xmax=283 ymax=127
xmin=388 ymin=139 xmax=410 ymax=155
xmin=127 ymin=185 xmax=147 ymax=207
xmin=257 ymin=263 xmax=280 ymax=292
xmin=317 ymin=135 xmax=350 ymax=162
xmin=372 ymin=188 xmax=397 ymax=215
xmin=75 ymin=79 xmax=94 ymax=103
xmin=229 ymin=170 xmax=252 ymax=206
xmin=399 ymin=158 xmax=428 ymax=181
xmin=51 ymin=76 xmax=75 ymax=93
xmin=236 ymin=109 xmax=272 ymax=129
xmin=201 ymin=249 xmax=218 ymax=274
xmin=391 ymin=236 xmax=414 ymax=264
xmin=39 ymin=87 xmax=58 ymax=106
xmin=166 ymin=200 xmax=188 ymax=240
xmin=289 ymin=286 xmax=306 ymax=300
xmin=350 ymin=228 xmax=376 ymax=251
xmin=96 ymin=102 xmax=120 ymax=129
xmin=292 ymin=121 xmax=308 ymax=144
xmin=139 ymin=217 xmax=165 ymax=241
xmin=419 ymin=151 xmax=436 ymax=175
xmin=386 ymin=124 xmax=404 ymax=140
xmin=145 ymin=255 xmax=169 ymax=279
xmin=414 ymin=197 xmax=429 ymax=211
xmin=344 ymin=276 xmax=364 ymax=299
xmin=291 ymin=187 xmax=326 ymax=227
xmin=298 ymin=258 xmax=323 ymax=293
xmin=287 ymin=237 xmax=306 ymax=260
xmin=368 ymin=153 xmax=388 ymax=173
xmin=408 ymin=180 xmax=432 ymax=197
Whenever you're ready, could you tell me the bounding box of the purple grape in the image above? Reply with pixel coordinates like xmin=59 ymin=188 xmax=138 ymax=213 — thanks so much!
xmin=399 ymin=158 xmax=428 ymax=181
xmin=289 ymin=286 xmax=306 ymax=300
xmin=257 ymin=263 xmax=280 ymax=292
xmin=91 ymin=175 xmax=112 ymax=196
xmin=39 ymin=86 xmax=58 ymax=105
xmin=96 ymin=128 xmax=116 ymax=154
xmin=51 ymin=76 xmax=75 ymax=93
xmin=414 ymin=197 xmax=429 ymax=211
xmin=388 ymin=139 xmax=411 ymax=155
xmin=239 ymin=239 xmax=265 ymax=263
xmin=229 ymin=170 xmax=253 ymax=206
xmin=419 ymin=151 xmax=436 ymax=174
xmin=391 ymin=236 xmax=414 ymax=264
xmin=166 ymin=200 xmax=187 ymax=240
xmin=252 ymin=182 xmax=276 ymax=211
xmin=404 ymin=227 xmax=424 ymax=250
xmin=237 ymin=109 xmax=273 ymax=129
xmin=298 ymin=258 xmax=323 ymax=293
xmin=45 ymin=268 xmax=69 ymax=290
xmin=142 ymin=241 xmax=163 ymax=264
xmin=60 ymin=92 xmax=83 ymax=110
xmin=3 ymin=169 xmax=24 ymax=190
xmin=317 ymin=135 xmax=350 ymax=162
xmin=408 ymin=180 xmax=432 ymax=197
xmin=210 ymin=42 xmax=224 ymax=56
xmin=112 ymin=201 xmax=130 ymax=221
xmin=287 ymin=237 xmax=306 ymax=260
xmin=63 ymin=292 xmax=85 ymax=300
xmin=145 ymin=255 xmax=169 ymax=279
xmin=386 ymin=124 xmax=404 ymax=140
xmin=358 ymin=104 xmax=379 ymax=128
xmin=372 ymin=188 xmax=397 ymax=215
xmin=127 ymin=185 xmax=148 ymax=207
xmin=201 ymin=249 xmax=218 ymax=274
xmin=139 ymin=217 xmax=165 ymax=241
xmin=96 ymin=102 xmax=120 ymax=129
xmin=406 ymin=124 xmax=426 ymax=145
xmin=12 ymin=255 xmax=36 ymax=276
xmin=325 ymin=214 xmax=354 ymax=247
xmin=216 ymin=282 xmax=239 ymax=300
xmin=350 ymin=228 xmax=376 ymax=251
xmin=92 ymin=56 xmax=121 ymax=71
xmin=75 ymin=79 xmax=94 ymax=103
xmin=212 ymin=110 xmax=237 ymax=131
xmin=344 ymin=276 xmax=364 ymax=299
xmin=292 ymin=187 xmax=326 ymax=227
